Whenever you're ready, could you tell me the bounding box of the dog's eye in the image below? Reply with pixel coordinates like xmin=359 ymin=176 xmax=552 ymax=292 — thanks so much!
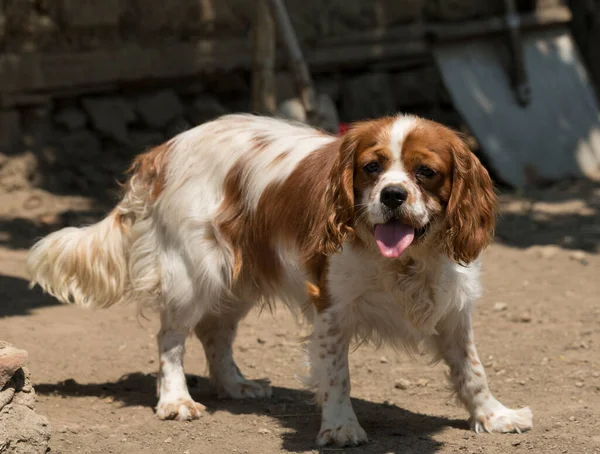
xmin=416 ymin=165 xmax=436 ymax=178
xmin=363 ymin=162 xmax=381 ymax=174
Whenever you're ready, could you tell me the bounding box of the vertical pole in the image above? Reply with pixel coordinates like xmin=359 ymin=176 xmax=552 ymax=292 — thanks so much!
xmin=252 ymin=0 xmax=277 ymax=115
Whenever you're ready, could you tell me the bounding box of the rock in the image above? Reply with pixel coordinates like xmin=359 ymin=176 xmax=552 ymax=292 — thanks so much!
xmin=0 ymin=401 xmax=51 ymax=454
xmin=0 ymin=343 xmax=50 ymax=454
xmin=54 ymin=106 xmax=87 ymax=131
xmin=575 ymin=381 xmax=584 ymax=388
xmin=394 ymin=379 xmax=411 ymax=390
xmin=0 ymin=346 xmax=28 ymax=390
xmin=526 ymin=245 xmax=561 ymax=259
xmin=187 ymin=94 xmax=228 ymax=125
xmin=135 ymin=91 xmax=184 ymax=129
xmin=82 ymin=97 xmax=135 ymax=144
xmin=340 ymin=73 xmax=395 ymax=122
xmin=59 ymin=130 xmax=102 ymax=161
xmin=129 ymin=130 xmax=164 ymax=150
xmin=569 ymin=250 xmax=589 ymax=265
xmin=493 ymin=302 xmax=508 ymax=312
xmin=164 ymin=437 xmax=172 ymax=443
xmin=164 ymin=117 xmax=192 ymax=139
xmin=258 ymin=428 xmax=271 ymax=434
xmin=0 ymin=110 xmax=22 ymax=152
xmin=391 ymin=66 xmax=440 ymax=107
xmin=416 ymin=378 xmax=429 ymax=387
xmin=518 ymin=312 xmax=532 ymax=323
xmin=379 ymin=356 xmax=389 ymax=364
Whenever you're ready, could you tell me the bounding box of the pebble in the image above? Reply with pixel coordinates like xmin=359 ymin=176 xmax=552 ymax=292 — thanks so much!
xmin=493 ymin=302 xmax=508 ymax=312
xmin=512 ymin=440 xmax=521 ymax=446
xmin=569 ymin=250 xmax=589 ymax=265
xmin=258 ymin=428 xmax=271 ymax=434
xmin=164 ymin=437 xmax=172 ymax=443
xmin=257 ymin=338 xmax=266 ymax=345
xmin=380 ymin=356 xmax=389 ymax=364
xmin=518 ymin=312 xmax=532 ymax=323
xmin=416 ymin=378 xmax=429 ymax=387
xmin=569 ymin=416 xmax=576 ymax=422
xmin=394 ymin=379 xmax=411 ymax=390
xmin=575 ymin=381 xmax=584 ymax=388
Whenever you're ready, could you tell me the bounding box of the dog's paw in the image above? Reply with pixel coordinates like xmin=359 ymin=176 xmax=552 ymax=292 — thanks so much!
xmin=471 ymin=406 xmax=533 ymax=434
xmin=156 ymin=398 xmax=205 ymax=421
xmin=217 ymin=378 xmax=272 ymax=399
xmin=316 ymin=420 xmax=368 ymax=447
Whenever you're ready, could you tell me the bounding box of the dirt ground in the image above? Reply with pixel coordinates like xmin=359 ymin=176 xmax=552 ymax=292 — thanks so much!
xmin=1 ymin=178 xmax=599 ymax=454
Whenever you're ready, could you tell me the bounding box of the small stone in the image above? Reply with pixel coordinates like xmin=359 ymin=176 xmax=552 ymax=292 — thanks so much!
xmin=135 ymin=91 xmax=184 ymax=128
xmin=380 ymin=356 xmax=389 ymax=364
xmin=416 ymin=378 xmax=429 ymax=387
xmin=569 ymin=416 xmax=576 ymax=421
xmin=493 ymin=302 xmax=508 ymax=312
xmin=187 ymin=94 xmax=228 ymax=125
xmin=519 ymin=312 xmax=532 ymax=323
xmin=258 ymin=428 xmax=271 ymax=434
xmin=0 ymin=346 xmax=28 ymax=389
xmin=394 ymin=379 xmax=411 ymax=390
xmin=164 ymin=437 xmax=172 ymax=443
xmin=55 ymin=106 xmax=87 ymax=131
xmin=59 ymin=130 xmax=102 ymax=160
xmin=575 ymin=381 xmax=584 ymax=388
xmin=512 ymin=440 xmax=521 ymax=446
xmin=129 ymin=130 xmax=164 ymax=150
xmin=592 ymin=372 xmax=599 ymax=378
xmin=257 ymin=338 xmax=266 ymax=345
xmin=569 ymin=250 xmax=589 ymax=265
xmin=82 ymin=96 xmax=135 ymax=144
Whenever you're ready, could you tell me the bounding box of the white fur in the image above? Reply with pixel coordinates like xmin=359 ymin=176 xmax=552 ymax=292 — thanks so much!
xmin=366 ymin=116 xmax=429 ymax=226
xmin=26 ymin=114 xmax=532 ymax=445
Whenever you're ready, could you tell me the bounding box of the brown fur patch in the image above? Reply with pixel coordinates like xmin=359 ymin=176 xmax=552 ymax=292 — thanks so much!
xmin=402 ymin=120 xmax=496 ymax=264
xmin=127 ymin=142 xmax=172 ymax=201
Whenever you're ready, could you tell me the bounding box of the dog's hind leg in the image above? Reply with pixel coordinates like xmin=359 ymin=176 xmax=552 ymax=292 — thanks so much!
xmin=155 ymin=309 xmax=206 ymax=421
xmin=194 ymin=306 xmax=272 ymax=399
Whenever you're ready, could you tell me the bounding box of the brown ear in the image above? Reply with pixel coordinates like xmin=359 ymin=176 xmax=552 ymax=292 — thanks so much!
xmin=444 ymin=138 xmax=497 ymax=265
xmin=320 ymin=132 xmax=356 ymax=255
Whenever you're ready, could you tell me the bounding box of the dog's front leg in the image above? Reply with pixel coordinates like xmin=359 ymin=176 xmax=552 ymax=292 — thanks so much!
xmin=309 ymin=309 xmax=368 ymax=447
xmin=435 ymin=309 xmax=533 ymax=433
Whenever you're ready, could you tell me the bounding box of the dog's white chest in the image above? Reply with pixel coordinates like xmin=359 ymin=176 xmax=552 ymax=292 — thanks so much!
xmin=327 ymin=244 xmax=481 ymax=342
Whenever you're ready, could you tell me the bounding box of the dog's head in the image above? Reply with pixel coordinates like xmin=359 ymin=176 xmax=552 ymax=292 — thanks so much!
xmin=326 ymin=115 xmax=496 ymax=264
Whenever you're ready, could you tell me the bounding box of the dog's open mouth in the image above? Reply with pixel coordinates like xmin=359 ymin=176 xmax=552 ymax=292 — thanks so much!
xmin=374 ymin=220 xmax=429 ymax=258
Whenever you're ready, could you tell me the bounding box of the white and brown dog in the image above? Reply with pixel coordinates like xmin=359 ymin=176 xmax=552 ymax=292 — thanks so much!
xmin=27 ymin=113 xmax=532 ymax=446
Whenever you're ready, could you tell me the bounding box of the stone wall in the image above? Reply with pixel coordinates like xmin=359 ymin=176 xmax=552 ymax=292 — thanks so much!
xmin=2 ymin=0 xmax=599 ymax=195
xmin=1 ymin=0 xmax=536 ymax=54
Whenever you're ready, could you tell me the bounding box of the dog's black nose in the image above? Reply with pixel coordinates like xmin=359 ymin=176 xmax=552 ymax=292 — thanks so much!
xmin=380 ymin=186 xmax=408 ymax=210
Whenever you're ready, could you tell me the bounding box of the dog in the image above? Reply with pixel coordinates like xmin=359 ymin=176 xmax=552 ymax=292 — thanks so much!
xmin=27 ymin=113 xmax=532 ymax=446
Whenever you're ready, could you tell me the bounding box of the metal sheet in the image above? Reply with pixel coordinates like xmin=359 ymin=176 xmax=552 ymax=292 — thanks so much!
xmin=434 ymin=28 xmax=600 ymax=187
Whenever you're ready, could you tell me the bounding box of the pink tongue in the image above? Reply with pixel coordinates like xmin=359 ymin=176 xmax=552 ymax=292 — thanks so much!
xmin=374 ymin=221 xmax=415 ymax=258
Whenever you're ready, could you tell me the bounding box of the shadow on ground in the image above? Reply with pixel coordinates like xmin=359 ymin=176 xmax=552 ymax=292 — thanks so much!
xmin=36 ymin=373 xmax=465 ymax=453
xmin=0 ymin=274 xmax=58 ymax=317
xmin=494 ymin=181 xmax=600 ymax=253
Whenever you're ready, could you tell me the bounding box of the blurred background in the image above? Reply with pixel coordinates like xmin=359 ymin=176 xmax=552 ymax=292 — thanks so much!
xmin=0 ymin=1 xmax=598 ymax=453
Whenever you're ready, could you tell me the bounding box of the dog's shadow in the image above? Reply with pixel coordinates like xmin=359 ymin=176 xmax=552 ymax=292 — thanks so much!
xmin=36 ymin=373 xmax=466 ymax=453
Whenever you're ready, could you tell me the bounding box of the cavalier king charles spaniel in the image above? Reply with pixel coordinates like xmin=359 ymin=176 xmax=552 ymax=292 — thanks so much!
xmin=28 ymin=114 xmax=532 ymax=446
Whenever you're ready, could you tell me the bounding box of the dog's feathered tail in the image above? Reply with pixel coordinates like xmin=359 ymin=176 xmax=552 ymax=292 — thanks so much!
xmin=27 ymin=143 xmax=170 ymax=309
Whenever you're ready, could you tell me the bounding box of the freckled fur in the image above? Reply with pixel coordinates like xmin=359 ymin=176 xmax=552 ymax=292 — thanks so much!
xmin=25 ymin=113 xmax=531 ymax=446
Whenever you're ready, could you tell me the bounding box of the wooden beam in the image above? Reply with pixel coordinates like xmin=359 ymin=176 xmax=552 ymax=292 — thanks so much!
xmin=251 ymin=0 xmax=277 ymax=115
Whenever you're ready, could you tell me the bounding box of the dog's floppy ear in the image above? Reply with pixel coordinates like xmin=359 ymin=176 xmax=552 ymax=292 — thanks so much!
xmin=444 ymin=137 xmax=497 ymax=265
xmin=320 ymin=130 xmax=357 ymax=255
